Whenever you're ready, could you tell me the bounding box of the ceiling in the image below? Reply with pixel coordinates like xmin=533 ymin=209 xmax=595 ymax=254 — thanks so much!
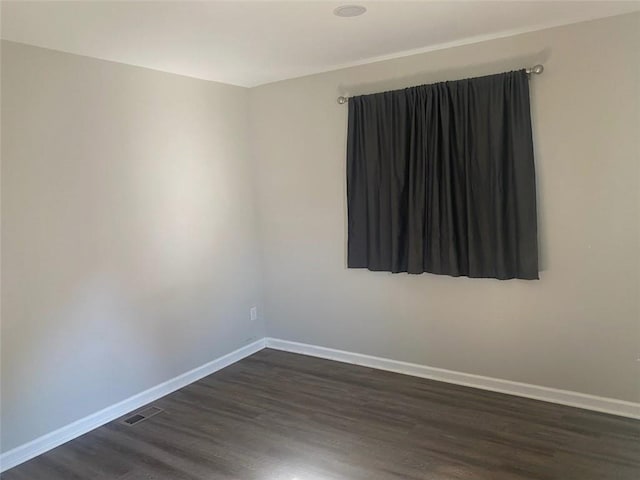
xmin=2 ymin=1 xmax=639 ymax=87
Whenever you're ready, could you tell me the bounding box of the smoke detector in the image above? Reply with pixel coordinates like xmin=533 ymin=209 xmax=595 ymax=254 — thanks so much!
xmin=334 ymin=5 xmax=367 ymax=17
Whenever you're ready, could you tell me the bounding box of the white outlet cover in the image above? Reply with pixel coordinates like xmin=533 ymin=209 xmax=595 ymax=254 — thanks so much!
xmin=250 ymin=307 xmax=257 ymax=321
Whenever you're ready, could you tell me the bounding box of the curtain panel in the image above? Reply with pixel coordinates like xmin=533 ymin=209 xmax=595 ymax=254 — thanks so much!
xmin=346 ymin=70 xmax=539 ymax=280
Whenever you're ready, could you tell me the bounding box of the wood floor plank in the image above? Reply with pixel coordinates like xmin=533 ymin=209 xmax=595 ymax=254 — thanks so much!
xmin=2 ymin=349 xmax=639 ymax=479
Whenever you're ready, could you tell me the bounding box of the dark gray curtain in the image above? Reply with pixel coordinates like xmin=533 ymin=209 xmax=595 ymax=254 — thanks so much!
xmin=346 ymin=70 xmax=538 ymax=280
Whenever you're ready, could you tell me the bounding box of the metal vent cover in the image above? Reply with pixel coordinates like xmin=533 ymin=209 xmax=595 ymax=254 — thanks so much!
xmin=121 ymin=406 xmax=164 ymax=426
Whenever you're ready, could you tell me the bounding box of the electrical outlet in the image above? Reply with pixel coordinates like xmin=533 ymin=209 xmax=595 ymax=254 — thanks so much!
xmin=250 ymin=307 xmax=257 ymax=321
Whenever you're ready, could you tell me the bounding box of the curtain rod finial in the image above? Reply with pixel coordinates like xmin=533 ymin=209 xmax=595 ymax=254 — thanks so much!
xmin=337 ymin=96 xmax=348 ymax=105
xmin=527 ymin=64 xmax=544 ymax=75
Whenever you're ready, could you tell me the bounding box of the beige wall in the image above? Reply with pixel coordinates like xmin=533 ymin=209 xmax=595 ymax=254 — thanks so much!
xmin=250 ymin=13 xmax=640 ymax=403
xmin=1 ymin=41 xmax=264 ymax=452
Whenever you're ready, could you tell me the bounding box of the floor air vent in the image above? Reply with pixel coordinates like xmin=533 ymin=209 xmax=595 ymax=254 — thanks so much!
xmin=121 ymin=406 xmax=164 ymax=426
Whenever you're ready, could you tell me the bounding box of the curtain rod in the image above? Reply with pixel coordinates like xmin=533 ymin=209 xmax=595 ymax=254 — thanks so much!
xmin=336 ymin=64 xmax=544 ymax=104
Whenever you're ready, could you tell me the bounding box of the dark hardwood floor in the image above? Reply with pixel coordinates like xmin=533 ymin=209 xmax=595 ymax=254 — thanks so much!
xmin=2 ymin=349 xmax=639 ymax=479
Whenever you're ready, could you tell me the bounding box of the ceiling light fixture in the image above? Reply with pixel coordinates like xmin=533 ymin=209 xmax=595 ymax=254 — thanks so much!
xmin=333 ymin=5 xmax=367 ymax=17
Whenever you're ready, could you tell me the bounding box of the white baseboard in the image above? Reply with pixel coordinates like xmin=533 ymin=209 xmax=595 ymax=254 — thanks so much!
xmin=0 ymin=338 xmax=266 ymax=473
xmin=3 ymin=336 xmax=638 ymax=473
xmin=264 ymin=337 xmax=640 ymax=420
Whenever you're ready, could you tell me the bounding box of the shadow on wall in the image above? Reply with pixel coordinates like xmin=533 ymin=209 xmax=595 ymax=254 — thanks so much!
xmin=335 ymin=50 xmax=552 ymax=97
